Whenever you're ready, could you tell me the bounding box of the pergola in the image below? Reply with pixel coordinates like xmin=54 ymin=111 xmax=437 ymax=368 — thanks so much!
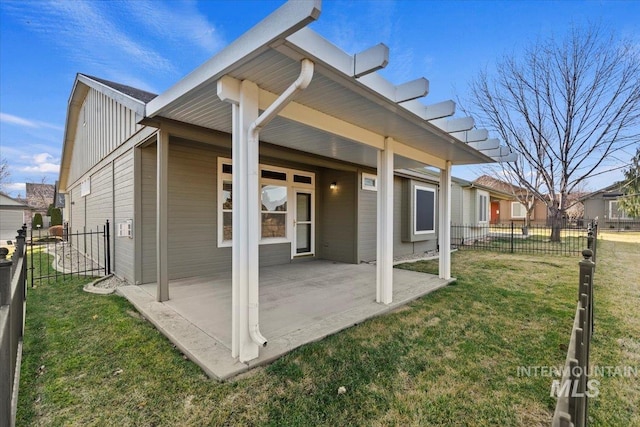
xmin=144 ymin=0 xmax=513 ymax=362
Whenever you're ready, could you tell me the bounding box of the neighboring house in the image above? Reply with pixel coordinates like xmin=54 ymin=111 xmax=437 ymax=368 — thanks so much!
xmin=581 ymin=183 xmax=639 ymax=229
xmin=473 ymin=175 xmax=549 ymax=225
xmin=0 ymin=193 xmax=30 ymax=241
xmin=25 ymin=183 xmax=55 ymax=228
xmin=58 ymin=1 xmax=510 ymax=363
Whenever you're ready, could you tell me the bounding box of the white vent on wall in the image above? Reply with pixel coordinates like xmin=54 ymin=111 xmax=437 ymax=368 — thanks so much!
xmin=117 ymin=220 xmax=133 ymax=238
xmin=80 ymin=178 xmax=91 ymax=197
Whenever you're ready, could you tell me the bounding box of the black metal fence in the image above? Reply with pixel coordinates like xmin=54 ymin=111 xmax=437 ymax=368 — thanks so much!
xmin=29 ymin=221 xmax=111 ymax=287
xmin=451 ymin=221 xmax=597 ymax=256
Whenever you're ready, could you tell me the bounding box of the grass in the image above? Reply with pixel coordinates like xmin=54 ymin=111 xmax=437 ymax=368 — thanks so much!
xmin=16 ymin=237 xmax=639 ymax=426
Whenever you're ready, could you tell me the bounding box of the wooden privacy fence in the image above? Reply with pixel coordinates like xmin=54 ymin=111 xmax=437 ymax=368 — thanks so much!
xmin=552 ymin=226 xmax=597 ymax=427
xmin=0 ymin=227 xmax=27 ymax=427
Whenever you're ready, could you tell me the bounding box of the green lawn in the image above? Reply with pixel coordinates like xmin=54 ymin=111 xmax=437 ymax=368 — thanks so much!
xmin=16 ymin=236 xmax=639 ymax=426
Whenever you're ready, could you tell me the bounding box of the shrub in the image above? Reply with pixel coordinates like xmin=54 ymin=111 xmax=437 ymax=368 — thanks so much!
xmin=47 ymin=204 xmax=54 ymax=216
xmin=50 ymin=208 xmax=63 ymax=226
xmin=32 ymin=213 xmax=43 ymax=229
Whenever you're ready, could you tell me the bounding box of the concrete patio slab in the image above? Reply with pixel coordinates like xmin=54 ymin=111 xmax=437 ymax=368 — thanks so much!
xmin=117 ymin=260 xmax=453 ymax=380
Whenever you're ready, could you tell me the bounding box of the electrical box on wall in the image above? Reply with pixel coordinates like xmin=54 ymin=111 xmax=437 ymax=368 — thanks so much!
xmin=117 ymin=219 xmax=133 ymax=238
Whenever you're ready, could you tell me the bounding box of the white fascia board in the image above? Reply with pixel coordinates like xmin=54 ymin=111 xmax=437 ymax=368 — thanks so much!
xmin=146 ymin=0 xmax=321 ymax=118
xmin=354 ymin=43 xmax=389 ymax=77
xmin=78 ymin=74 xmax=146 ymax=117
xmin=394 ymin=78 xmax=429 ymax=103
xmin=468 ymin=138 xmax=500 ymax=151
xmin=429 ymin=116 xmax=475 ymax=133
xmin=58 ymin=77 xmax=90 ymax=191
xmin=450 ymin=129 xmax=488 ymax=142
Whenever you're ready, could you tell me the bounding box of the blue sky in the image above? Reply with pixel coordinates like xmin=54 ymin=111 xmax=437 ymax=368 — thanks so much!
xmin=1 ymin=0 xmax=638 ymax=197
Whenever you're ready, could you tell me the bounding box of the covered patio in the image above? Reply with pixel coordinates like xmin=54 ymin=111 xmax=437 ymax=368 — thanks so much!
xmin=118 ymin=260 xmax=452 ymax=380
xmin=137 ymin=0 xmax=512 ymax=366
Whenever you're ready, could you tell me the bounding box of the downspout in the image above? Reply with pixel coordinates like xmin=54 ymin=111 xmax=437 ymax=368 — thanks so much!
xmin=247 ymin=58 xmax=315 ymax=347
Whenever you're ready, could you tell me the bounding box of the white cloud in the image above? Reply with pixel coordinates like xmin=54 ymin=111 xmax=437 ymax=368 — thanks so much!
xmin=0 ymin=112 xmax=63 ymax=131
xmin=3 ymin=0 xmax=176 ymax=76
xmin=19 ymin=153 xmax=60 ymax=174
xmin=2 ymin=182 xmax=26 ymax=196
xmin=123 ymin=0 xmax=225 ymax=54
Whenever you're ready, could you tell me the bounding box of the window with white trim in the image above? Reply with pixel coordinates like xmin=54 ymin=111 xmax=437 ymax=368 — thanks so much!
xmin=362 ymin=173 xmax=377 ymax=191
xmin=478 ymin=192 xmax=488 ymax=223
xmin=414 ymin=185 xmax=435 ymax=234
xmin=217 ymin=158 xmax=314 ymax=247
xmin=511 ymin=202 xmax=527 ymax=219
xmin=609 ymin=200 xmax=630 ymax=220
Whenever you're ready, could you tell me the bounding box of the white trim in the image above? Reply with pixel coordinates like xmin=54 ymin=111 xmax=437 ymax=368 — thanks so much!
xmin=292 ymin=188 xmax=315 ymax=257
xmin=511 ymin=201 xmax=527 ymax=219
xmin=217 ymin=157 xmax=314 ymax=249
xmin=477 ymin=190 xmax=489 ymax=223
xmin=609 ymin=200 xmax=630 ymax=220
xmin=362 ymin=172 xmax=378 ymax=191
xmin=413 ymin=185 xmax=436 ymax=235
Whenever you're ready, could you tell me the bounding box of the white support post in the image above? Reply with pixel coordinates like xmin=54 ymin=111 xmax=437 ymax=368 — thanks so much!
xmin=439 ymin=161 xmax=452 ymax=280
xmin=376 ymin=137 xmax=394 ymax=304
xmin=232 ymin=80 xmax=260 ymax=362
xmin=156 ymin=131 xmax=169 ymax=302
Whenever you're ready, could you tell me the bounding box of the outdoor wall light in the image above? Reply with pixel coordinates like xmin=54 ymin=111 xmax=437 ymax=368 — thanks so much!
xmin=330 ymin=182 xmax=337 ymax=190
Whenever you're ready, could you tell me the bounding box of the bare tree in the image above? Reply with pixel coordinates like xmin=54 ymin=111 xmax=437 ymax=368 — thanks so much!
xmin=468 ymin=26 xmax=640 ymax=240
xmin=0 ymin=156 xmax=9 ymax=191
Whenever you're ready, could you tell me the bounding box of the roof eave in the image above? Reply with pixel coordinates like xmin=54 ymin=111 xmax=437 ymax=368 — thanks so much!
xmin=146 ymin=0 xmax=321 ymax=119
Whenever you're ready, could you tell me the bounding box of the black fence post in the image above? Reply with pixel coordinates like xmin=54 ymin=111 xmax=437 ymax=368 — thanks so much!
xmin=105 ymin=220 xmax=111 ymax=275
xmin=510 ymin=221 xmax=514 ymax=254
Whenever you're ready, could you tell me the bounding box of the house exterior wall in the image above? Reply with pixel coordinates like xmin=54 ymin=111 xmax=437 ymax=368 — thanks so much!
xmin=319 ymin=169 xmax=357 ymax=263
xmin=113 ymin=151 xmax=135 ymax=282
xmin=583 ymin=198 xmax=605 ymax=220
xmin=496 ymin=199 xmax=548 ymax=225
xmin=67 ymin=88 xmax=142 ymax=187
xmin=357 ymin=175 xmax=438 ymax=263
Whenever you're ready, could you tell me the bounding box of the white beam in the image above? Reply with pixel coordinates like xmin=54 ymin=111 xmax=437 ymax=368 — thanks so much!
xmin=219 ymin=75 xmax=387 ymax=150
xmin=450 ymin=129 xmax=488 ymax=143
xmin=147 ymin=0 xmax=321 ymax=117
xmin=377 ymin=137 xmax=394 ymax=304
xmin=393 ymin=140 xmax=447 ymax=169
xmin=422 ymin=100 xmax=456 ymax=120
xmin=438 ymin=161 xmax=452 ymax=280
xmin=259 ymin=87 xmax=386 ymax=150
xmin=156 ymin=131 xmax=169 ymax=302
xmin=394 ymin=78 xmax=429 ymax=103
xmin=481 ymin=146 xmax=511 ymax=157
xmin=429 ymin=117 xmax=475 ymax=133
xmin=468 ymin=138 xmax=499 ymax=151
xmin=353 ymin=43 xmax=389 ymax=78
xmin=494 ymin=152 xmax=518 ymax=162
